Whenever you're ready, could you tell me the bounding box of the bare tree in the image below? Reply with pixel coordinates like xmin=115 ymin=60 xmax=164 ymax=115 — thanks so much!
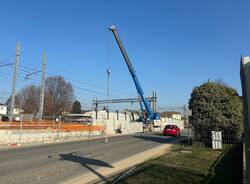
xmin=10 ymin=76 xmax=74 ymax=116
xmin=44 ymin=76 xmax=74 ymax=115
xmin=15 ymin=85 xmax=40 ymax=114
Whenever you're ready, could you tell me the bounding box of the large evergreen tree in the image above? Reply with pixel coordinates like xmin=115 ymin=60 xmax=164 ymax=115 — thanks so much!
xmin=189 ymin=81 xmax=243 ymax=139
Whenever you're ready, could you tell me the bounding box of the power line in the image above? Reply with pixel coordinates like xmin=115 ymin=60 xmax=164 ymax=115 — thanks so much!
xmin=1 ymin=68 xmax=109 ymax=98
xmin=1 ymin=61 xmax=135 ymax=97
xmin=74 ymin=89 xmax=107 ymax=98
xmin=0 ymin=70 xmax=40 ymax=82
xmin=74 ymin=86 xmax=112 ymax=97
xmin=0 ymin=54 xmax=137 ymax=98
xmin=1 ymin=56 xmax=137 ymax=97
xmin=0 ymin=60 xmax=41 ymax=78
xmin=0 ymin=91 xmax=11 ymax=94
xmin=0 ymin=70 xmax=107 ymax=97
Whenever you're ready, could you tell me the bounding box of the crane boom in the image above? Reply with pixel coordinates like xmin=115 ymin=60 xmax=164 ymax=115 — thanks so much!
xmin=109 ymin=25 xmax=160 ymax=120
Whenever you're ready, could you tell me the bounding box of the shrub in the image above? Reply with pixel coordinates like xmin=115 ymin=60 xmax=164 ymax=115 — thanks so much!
xmin=189 ymin=81 xmax=243 ymax=141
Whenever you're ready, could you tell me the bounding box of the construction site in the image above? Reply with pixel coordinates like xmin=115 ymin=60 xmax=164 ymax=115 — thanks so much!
xmin=0 ymin=1 xmax=246 ymax=183
xmin=0 ymin=26 xmax=188 ymax=146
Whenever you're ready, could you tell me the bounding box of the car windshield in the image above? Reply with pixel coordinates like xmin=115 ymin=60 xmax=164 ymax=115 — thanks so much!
xmin=165 ymin=125 xmax=175 ymax=129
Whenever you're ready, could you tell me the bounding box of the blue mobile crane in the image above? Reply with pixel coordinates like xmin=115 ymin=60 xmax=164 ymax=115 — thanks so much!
xmin=109 ymin=26 xmax=161 ymax=121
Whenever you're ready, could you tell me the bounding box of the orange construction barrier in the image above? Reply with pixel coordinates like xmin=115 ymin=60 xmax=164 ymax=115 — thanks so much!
xmin=0 ymin=120 xmax=104 ymax=132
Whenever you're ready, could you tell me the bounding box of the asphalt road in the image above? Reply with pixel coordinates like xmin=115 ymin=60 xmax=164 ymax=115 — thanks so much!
xmin=0 ymin=133 xmax=184 ymax=184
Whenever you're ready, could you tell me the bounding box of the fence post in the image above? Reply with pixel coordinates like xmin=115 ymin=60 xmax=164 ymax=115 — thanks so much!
xmin=19 ymin=114 xmax=23 ymax=144
xmin=55 ymin=116 xmax=61 ymax=140
xmin=88 ymin=124 xmax=90 ymax=138
xmin=240 ymin=56 xmax=250 ymax=183
xmin=59 ymin=116 xmax=61 ymax=140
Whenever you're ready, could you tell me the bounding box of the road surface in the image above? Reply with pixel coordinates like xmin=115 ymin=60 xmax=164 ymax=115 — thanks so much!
xmin=0 ymin=133 xmax=184 ymax=184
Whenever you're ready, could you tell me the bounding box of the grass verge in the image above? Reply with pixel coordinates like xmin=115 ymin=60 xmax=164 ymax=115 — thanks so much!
xmin=113 ymin=141 xmax=242 ymax=184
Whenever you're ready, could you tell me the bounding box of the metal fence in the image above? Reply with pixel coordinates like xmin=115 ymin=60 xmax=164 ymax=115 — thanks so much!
xmin=0 ymin=114 xmax=103 ymax=130
xmin=0 ymin=114 xmax=104 ymax=145
xmin=191 ymin=118 xmax=242 ymax=148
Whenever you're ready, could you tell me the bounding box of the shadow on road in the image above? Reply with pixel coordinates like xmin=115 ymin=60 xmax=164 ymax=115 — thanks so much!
xmin=134 ymin=134 xmax=185 ymax=144
xmin=59 ymin=152 xmax=113 ymax=183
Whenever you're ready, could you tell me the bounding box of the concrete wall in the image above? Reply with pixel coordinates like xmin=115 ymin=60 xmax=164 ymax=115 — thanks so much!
xmin=86 ymin=110 xmax=143 ymax=135
xmin=0 ymin=129 xmax=102 ymax=145
xmin=0 ymin=114 xmax=143 ymax=145
xmin=92 ymin=118 xmax=143 ymax=135
xmin=85 ymin=110 xmax=139 ymax=122
xmin=0 ymin=110 xmax=144 ymax=145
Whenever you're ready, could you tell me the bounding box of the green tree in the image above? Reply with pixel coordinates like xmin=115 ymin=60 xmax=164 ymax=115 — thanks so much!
xmin=189 ymin=81 xmax=243 ymax=140
xmin=72 ymin=100 xmax=82 ymax=114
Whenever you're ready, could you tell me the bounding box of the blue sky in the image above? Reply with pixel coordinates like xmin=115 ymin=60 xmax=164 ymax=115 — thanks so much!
xmin=0 ymin=0 xmax=249 ymax=110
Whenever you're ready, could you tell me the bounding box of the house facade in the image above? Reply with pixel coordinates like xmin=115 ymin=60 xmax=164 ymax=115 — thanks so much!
xmin=0 ymin=104 xmax=7 ymax=115
xmin=13 ymin=106 xmax=23 ymax=115
xmin=0 ymin=104 xmax=7 ymax=121
xmin=160 ymin=111 xmax=184 ymax=129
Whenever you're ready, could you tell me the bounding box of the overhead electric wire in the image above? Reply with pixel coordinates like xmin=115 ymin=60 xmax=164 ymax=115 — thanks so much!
xmin=0 ymin=70 xmax=40 ymax=83
xmin=46 ymin=63 xmax=137 ymax=97
xmin=0 ymin=68 xmax=109 ymax=97
xmin=1 ymin=56 xmax=136 ymax=98
xmin=1 ymin=66 xmax=111 ymax=98
xmin=13 ymin=62 xmax=135 ymax=98
xmin=0 ymin=51 xmax=137 ymax=98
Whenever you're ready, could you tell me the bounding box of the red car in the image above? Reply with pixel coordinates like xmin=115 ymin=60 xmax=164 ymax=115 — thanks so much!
xmin=163 ymin=125 xmax=181 ymax=136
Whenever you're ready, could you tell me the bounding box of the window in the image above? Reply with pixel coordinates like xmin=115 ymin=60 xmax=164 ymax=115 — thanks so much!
xmin=165 ymin=125 xmax=173 ymax=129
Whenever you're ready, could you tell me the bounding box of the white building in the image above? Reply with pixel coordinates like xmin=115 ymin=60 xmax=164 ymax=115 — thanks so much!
xmin=13 ymin=107 xmax=23 ymax=115
xmin=160 ymin=111 xmax=184 ymax=129
xmin=0 ymin=104 xmax=7 ymax=122
xmin=0 ymin=104 xmax=7 ymax=115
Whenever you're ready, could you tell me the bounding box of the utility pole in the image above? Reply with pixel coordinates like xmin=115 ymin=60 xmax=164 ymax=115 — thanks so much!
xmin=37 ymin=52 xmax=47 ymax=121
xmin=152 ymin=91 xmax=157 ymax=113
xmin=152 ymin=91 xmax=156 ymax=113
xmin=240 ymin=56 xmax=250 ymax=183
xmin=9 ymin=42 xmax=20 ymax=122
xmin=94 ymin=98 xmax=98 ymax=120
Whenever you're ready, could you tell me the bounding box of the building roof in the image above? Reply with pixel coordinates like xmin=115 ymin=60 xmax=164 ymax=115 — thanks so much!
xmin=160 ymin=111 xmax=181 ymax=118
